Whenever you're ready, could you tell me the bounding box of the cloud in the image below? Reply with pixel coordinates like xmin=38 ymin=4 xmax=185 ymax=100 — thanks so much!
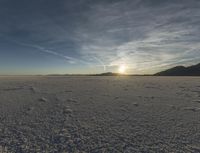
xmin=0 ymin=0 xmax=200 ymax=74
xmin=6 ymin=38 xmax=87 ymax=65
xmin=72 ymin=0 xmax=200 ymax=73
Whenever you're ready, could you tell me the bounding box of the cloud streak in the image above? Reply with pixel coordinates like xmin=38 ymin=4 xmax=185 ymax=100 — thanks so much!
xmin=0 ymin=0 xmax=200 ymax=74
xmin=74 ymin=0 xmax=200 ymax=73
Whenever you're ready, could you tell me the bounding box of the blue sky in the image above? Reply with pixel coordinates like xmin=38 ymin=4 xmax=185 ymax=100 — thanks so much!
xmin=0 ymin=0 xmax=200 ymax=74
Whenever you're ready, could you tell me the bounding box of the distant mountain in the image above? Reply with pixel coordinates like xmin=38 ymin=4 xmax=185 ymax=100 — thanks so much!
xmin=155 ymin=63 xmax=200 ymax=76
xmin=92 ymin=72 xmax=121 ymax=76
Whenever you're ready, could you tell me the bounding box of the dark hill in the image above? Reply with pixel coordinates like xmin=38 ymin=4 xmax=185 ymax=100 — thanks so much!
xmin=155 ymin=63 xmax=200 ymax=76
xmin=92 ymin=72 xmax=120 ymax=76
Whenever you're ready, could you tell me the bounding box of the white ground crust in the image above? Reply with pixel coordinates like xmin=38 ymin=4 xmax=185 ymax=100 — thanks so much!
xmin=0 ymin=76 xmax=200 ymax=153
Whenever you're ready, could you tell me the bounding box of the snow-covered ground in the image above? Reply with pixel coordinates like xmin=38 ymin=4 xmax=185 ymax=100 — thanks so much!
xmin=0 ymin=76 xmax=200 ymax=153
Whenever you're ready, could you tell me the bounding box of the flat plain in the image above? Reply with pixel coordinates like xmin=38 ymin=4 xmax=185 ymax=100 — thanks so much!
xmin=0 ymin=76 xmax=200 ymax=153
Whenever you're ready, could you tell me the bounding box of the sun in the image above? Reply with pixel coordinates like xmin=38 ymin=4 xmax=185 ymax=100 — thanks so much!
xmin=118 ymin=64 xmax=127 ymax=74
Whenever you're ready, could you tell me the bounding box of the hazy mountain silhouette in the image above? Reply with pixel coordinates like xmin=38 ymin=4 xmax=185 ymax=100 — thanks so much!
xmin=93 ymin=72 xmax=120 ymax=76
xmin=155 ymin=63 xmax=200 ymax=76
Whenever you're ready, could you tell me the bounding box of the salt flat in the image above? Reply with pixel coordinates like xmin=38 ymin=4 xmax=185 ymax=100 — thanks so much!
xmin=0 ymin=76 xmax=200 ymax=153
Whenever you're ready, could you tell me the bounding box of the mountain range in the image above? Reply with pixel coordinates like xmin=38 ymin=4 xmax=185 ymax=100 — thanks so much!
xmin=154 ymin=63 xmax=200 ymax=76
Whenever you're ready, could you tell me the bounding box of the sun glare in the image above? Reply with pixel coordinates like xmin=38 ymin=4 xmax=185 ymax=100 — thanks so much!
xmin=118 ymin=65 xmax=127 ymax=74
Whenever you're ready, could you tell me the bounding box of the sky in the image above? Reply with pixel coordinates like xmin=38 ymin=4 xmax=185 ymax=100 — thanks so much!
xmin=0 ymin=0 xmax=200 ymax=75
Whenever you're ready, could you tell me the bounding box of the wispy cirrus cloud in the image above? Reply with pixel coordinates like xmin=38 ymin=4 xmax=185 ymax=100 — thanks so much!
xmin=0 ymin=0 xmax=200 ymax=74
xmin=70 ymin=0 xmax=200 ymax=73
